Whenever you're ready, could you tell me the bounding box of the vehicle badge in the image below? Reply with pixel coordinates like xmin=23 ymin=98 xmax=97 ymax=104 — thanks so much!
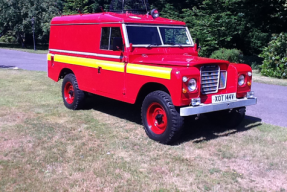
xmin=186 ymin=58 xmax=193 ymax=62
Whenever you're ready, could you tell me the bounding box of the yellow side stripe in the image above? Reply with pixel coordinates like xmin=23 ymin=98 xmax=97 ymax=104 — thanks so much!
xmin=54 ymin=54 xmax=125 ymax=73
xmin=47 ymin=54 xmax=52 ymax=61
xmin=48 ymin=54 xmax=172 ymax=79
xmin=127 ymin=64 xmax=172 ymax=80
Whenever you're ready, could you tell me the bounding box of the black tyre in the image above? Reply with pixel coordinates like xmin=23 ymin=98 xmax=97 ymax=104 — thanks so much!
xmin=141 ymin=91 xmax=184 ymax=144
xmin=62 ymin=74 xmax=85 ymax=110
xmin=206 ymin=107 xmax=246 ymax=128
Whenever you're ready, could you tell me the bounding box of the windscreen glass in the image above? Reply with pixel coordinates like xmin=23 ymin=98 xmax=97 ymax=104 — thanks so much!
xmin=126 ymin=26 xmax=192 ymax=46
xmin=159 ymin=27 xmax=190 ymax=45
xmin=126 ymin=26 xmax=161 ymax=45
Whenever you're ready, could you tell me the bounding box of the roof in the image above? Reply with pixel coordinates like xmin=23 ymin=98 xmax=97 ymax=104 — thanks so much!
xmin=51 ymin=12 xmax=186 ymax=26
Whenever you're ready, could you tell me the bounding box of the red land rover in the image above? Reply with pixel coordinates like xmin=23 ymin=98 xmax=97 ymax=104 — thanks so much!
xmin=47 ymin=7 xmax=257 ymax=144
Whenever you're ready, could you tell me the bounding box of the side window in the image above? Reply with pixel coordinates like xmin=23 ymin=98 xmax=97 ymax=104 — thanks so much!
xmin=100 ymin=27 xmax=123 ymax=51
xmin=100 ymin=27 xmax=110 ymax=50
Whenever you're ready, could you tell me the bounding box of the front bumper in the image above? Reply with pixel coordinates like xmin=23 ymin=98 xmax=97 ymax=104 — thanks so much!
xmin=180 ymin=97 xmax=257 ymax=116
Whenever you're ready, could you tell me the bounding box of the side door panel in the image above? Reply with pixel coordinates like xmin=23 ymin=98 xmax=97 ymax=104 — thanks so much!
xmin=96 ymin=25 xmax=125 ymax=98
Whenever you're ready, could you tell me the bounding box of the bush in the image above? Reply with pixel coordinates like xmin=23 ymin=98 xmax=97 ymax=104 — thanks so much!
xmin=259 ymin=33 xmax=287 ymax=79
xmin=210 ymin=48 xmax=242 ymax=63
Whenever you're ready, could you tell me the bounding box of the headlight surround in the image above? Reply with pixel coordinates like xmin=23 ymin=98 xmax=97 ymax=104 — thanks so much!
xmin=238 ymin=75 xmax=245 ymax=86
xmin=187 ymin=79 xmax=197 ymax=92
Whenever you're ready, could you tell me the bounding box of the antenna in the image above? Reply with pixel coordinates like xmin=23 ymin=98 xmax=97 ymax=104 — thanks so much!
xmin=77 ymin=8 xmax=82 ymax=15
xmin=99 ymin=6 xmax=104 ymax=12
xmin=122 ymin=0 xmax=124 ymax=13
xmin=143 ymin=0 xmax=148 ymax=13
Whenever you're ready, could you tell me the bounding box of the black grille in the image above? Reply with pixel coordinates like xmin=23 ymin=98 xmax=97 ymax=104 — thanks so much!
xmin=201 ymin=65 xmax=220 ymax=94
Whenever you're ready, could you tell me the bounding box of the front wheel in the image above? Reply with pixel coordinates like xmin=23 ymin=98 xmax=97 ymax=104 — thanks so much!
xmin=141 ymin=91 xmax=184 ymax=144
xmin=62 ymin=74 xmax=85 ymax=110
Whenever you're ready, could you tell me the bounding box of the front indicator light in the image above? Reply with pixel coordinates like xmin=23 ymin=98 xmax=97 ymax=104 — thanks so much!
xmin=182 ymin=88 xmax=187 ymax=94
xmin=247 ymin=81 xmax=252 ymax=86
xmin=238 ymin=75 xmax=245 ymax=86
xmin=188 ymin=79 xmax=197 ymax=92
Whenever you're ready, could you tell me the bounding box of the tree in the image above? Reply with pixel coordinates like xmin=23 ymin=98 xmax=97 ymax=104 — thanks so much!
xmin=0 ymin=0 xmax=62 ymax=46
xmin=181 ymin=0 xmax=287 ymax=57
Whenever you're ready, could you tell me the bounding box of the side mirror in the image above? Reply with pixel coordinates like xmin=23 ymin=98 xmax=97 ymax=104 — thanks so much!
xmin=112 ymin=37 xmax=123 ymax=51
xmin=196 ymin=38 xmax=201 ymax=51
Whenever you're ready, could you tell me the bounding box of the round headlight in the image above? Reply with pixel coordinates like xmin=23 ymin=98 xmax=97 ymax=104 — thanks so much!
xmin=188 ymin=79 xmax=197 ymax=92
xmin=238 ymin=75 xmax=245 ymax=86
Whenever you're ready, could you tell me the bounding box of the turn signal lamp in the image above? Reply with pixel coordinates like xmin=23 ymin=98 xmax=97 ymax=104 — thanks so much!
xmin=151 ymin=9 xmax=160 ymax=19
xmin=247 ymin=81 xmax=252 ymax=86
xmin=182 ymin=88 xmax=187 ymax=94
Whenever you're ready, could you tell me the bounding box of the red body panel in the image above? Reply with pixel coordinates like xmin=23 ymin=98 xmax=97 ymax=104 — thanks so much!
xmin=48 ymin=12 xmax=253 ymax=107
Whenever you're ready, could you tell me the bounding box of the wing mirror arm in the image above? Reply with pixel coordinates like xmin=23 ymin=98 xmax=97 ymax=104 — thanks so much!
xmin=196 ymin=38 xmax=201 ymax=51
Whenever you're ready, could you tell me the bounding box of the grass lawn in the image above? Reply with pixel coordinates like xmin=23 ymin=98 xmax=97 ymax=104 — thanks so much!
xmin=0 ymin=43 xmax=48 ymax=54
xmin=0 ymin=69 xmax=287 ymax=191
xmin=252 ymin=70 xmax=287 ymax=86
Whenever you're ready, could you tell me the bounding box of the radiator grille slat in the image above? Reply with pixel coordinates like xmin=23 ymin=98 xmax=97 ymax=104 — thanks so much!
xmin=201 ymin=65 xmax=220 ymax=94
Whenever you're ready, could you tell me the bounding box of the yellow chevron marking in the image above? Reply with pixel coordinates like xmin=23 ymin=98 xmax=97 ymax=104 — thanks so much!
xmin=127 ymin=64 xmax=172 ymax=80
xmin=54 ymin=54 xmax=125 ymax=73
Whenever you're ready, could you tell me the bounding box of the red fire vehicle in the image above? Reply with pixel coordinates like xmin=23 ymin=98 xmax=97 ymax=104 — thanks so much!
xmin=47 ymin=4 xmax=257 ymax=144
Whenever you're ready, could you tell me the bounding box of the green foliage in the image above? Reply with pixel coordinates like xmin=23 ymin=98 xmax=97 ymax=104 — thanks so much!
xmin=210 ymin=48 xmax=242 ymax=63
xmin=0 ymin=0 xmax=62 ymax=45
xmin=1 ymin=0 xmax=287 ymax=54
xmin=259 ymin=33 xmax=287 ymax=79
xmin=182 ymin=0 xmax=286 ymax=57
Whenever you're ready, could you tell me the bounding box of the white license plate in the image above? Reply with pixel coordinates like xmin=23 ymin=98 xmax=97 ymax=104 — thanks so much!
xmin=212 ymin=93 xmax=236 ymax=103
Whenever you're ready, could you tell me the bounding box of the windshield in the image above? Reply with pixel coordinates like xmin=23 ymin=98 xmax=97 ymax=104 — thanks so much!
xmin=126 ymin=26 xmax=192 ymax=46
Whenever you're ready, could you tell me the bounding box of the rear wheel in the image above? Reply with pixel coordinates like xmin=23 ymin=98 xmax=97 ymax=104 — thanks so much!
xmin=62 ymin=74 xmax=85 ymax=110
xmin=141 ymin=91 xmax=184 ymax=144
xmin=206 ymin=107 xmax=246 ymax=128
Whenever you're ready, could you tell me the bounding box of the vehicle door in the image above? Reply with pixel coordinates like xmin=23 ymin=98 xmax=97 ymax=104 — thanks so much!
xmin=97 ymin=25 xmax=125 ymax=98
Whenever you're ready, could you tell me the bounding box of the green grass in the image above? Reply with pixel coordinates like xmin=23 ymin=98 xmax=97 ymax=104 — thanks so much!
xmin=0 ymin=69 xmax=287 ymax=191
xmin=0 ymin=43 xmax=48 ymax=54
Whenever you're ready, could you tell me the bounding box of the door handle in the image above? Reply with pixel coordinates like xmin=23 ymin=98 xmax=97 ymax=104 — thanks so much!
xmin=98 ymin=66 xmax=102 ymax=73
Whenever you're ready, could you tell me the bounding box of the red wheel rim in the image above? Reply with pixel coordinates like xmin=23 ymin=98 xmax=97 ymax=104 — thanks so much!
xmin=64 ymin=82 xmax=74 ymax=104
xmin=146 ymin=102 xmax=168 ymax=135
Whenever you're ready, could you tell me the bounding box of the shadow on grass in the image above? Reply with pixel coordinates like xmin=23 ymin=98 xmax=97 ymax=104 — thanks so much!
xmin=84 ymin=94 xmax=262 ymax=144
xmin=176 ymin=115 xmax=261 ymax=145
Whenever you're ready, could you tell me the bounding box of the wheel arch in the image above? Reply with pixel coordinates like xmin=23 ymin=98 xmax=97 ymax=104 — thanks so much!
xmin=58 ymin=68 xmax=74 ymax=80
xmin=135 ymin=82 xmax=171 ymax=105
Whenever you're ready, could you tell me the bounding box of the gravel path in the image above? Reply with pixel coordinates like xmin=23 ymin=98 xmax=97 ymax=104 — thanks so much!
xmin=1 ymin=49 xmax=286 ymax=127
